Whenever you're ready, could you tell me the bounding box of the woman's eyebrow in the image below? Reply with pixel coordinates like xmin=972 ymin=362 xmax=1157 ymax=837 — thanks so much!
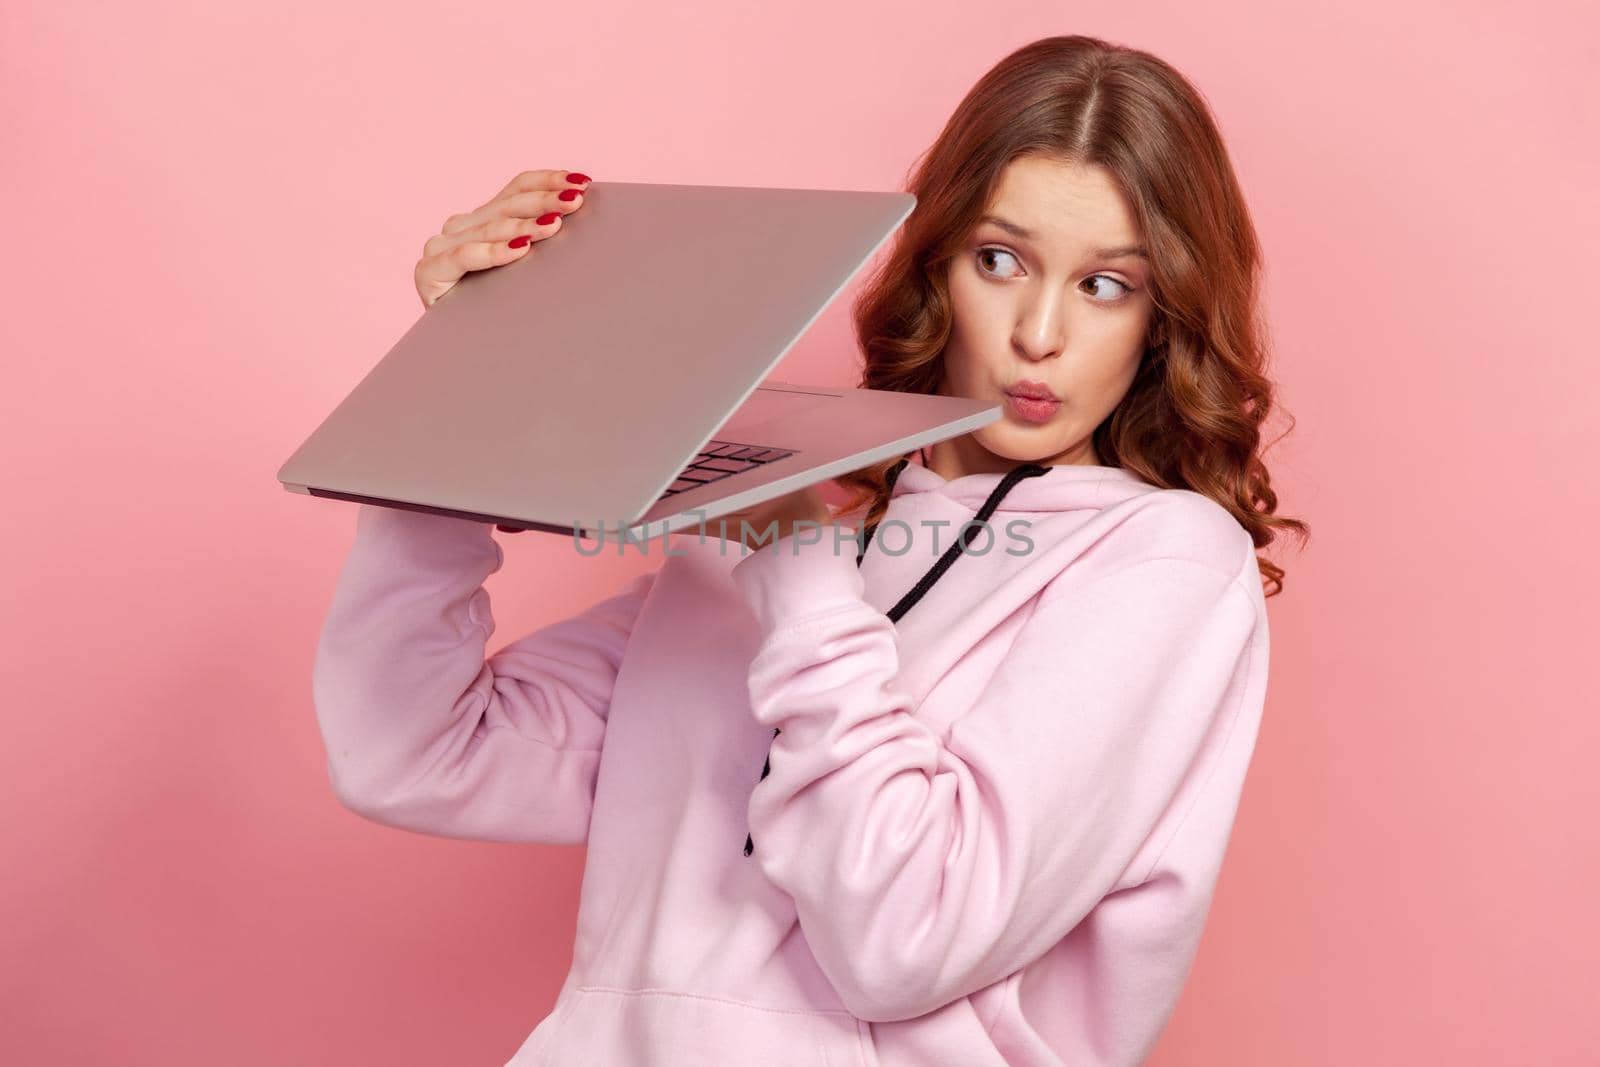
xmin=978 ymin=214 xmax=1149 ymax=259
xmin=978 ymin=214 xmax=1037 ymax=240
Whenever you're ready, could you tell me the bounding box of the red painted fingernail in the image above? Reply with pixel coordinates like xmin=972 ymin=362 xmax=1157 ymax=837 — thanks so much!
xmin=536 ymin=212 xmax=560 ymax=225
xmin=558 ymin=188 xmax=581 ymax=202
xmin=507 ymin=234 xmax=530 ymax=248
xmin=565 ymin=172 xmax=590 ymax=184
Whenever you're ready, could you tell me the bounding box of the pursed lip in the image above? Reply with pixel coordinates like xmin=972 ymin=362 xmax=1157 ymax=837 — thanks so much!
xmin=1004 ymin=380 xmax=1059 ymax=402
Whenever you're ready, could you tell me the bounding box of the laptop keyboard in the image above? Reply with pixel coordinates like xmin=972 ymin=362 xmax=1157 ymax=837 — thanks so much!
xmin=658 ymin=439 xmax=797 ymax=498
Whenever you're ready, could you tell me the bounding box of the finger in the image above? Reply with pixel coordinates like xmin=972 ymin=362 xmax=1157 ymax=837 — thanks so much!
xmin=441 ymin=170 xmax=591 ymax=236
xmin=488 ymin=167 xmax=588 ymax=205
xmin=413 ymin=221 xmax=559 ymax=291
xmin=422 ymin=210 xmax=563 ymax=261
xmin=439 ymin=186 xmax=585 ymax=237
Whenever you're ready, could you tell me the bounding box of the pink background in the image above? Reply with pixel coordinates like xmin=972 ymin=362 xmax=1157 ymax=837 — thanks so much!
xmin=3 ymin=1 xmax=1596 ymax=1063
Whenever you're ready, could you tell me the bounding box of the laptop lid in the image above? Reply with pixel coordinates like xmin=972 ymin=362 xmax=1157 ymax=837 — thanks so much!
xmin=277 ymin=180 xmax=916 ymax=528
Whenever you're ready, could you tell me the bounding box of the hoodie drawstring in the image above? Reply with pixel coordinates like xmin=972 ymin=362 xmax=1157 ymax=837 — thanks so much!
xmin=743 ymin=457 xmax=1050 ymax=856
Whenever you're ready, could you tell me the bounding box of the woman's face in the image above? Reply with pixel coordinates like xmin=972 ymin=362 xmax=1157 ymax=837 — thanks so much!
xmin=931 ymin=155 xmax=1156 ymax=476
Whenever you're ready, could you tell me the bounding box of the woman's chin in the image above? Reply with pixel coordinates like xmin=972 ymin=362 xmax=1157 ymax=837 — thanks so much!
xmin=985 ymin=424 xmax=1069 ymax=456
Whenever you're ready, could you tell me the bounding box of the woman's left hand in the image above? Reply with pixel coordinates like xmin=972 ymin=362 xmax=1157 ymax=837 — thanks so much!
xmin=708 ymin=483 xmax=836 ymax=553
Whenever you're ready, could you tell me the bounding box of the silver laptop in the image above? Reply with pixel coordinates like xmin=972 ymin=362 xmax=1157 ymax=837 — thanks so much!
xmin=276 ymin=179 xmax=1000 ymax=543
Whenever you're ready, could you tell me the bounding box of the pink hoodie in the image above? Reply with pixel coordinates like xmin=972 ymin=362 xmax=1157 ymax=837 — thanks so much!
xmin=312 ymin=458 xmax=1271 ymax=1066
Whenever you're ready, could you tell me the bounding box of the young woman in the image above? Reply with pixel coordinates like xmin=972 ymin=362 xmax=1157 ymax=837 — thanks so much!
xmin=316 ymin=34 xmax=1307 ymax=1067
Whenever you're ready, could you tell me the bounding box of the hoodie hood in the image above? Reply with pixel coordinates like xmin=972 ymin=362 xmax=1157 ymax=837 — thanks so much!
xmin=889 ymin=457 xmax=1158 ymax=513
xmin=855 ymin=454 xmax=1247 ymax=658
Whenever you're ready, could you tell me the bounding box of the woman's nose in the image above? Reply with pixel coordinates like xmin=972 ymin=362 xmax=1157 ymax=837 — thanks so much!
xmin=1013 ymin=297 xmax=1066 ymax=361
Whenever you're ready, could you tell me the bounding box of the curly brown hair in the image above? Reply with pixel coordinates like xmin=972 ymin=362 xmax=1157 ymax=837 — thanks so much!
xmin=832 ymin=34 xmax=1309 ymax=597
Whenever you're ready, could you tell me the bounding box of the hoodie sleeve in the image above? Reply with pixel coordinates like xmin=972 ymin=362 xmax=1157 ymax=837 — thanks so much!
xmin=727 ymin=531 xmax=1259 ymax=1023
xmin=312 ymin=503 xmax=656 ymax=845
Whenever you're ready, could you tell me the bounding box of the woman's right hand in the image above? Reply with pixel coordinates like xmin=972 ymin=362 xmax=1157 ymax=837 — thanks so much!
xmin=413 ymin=168 xmax=591 ymax=311
xmin=415 ymin=168 xmax=592 ymax=534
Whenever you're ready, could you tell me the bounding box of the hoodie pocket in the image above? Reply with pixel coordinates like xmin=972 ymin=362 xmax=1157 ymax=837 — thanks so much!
xmin=507 ymin=984 xmax=878 ymax=1067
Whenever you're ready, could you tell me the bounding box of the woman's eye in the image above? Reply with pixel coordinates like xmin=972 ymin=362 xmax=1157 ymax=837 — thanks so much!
xmin=1084 ymin=275 xmax=1133 ymax=301
xmin=975 ymin=247 xmax=1022 ymax=279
